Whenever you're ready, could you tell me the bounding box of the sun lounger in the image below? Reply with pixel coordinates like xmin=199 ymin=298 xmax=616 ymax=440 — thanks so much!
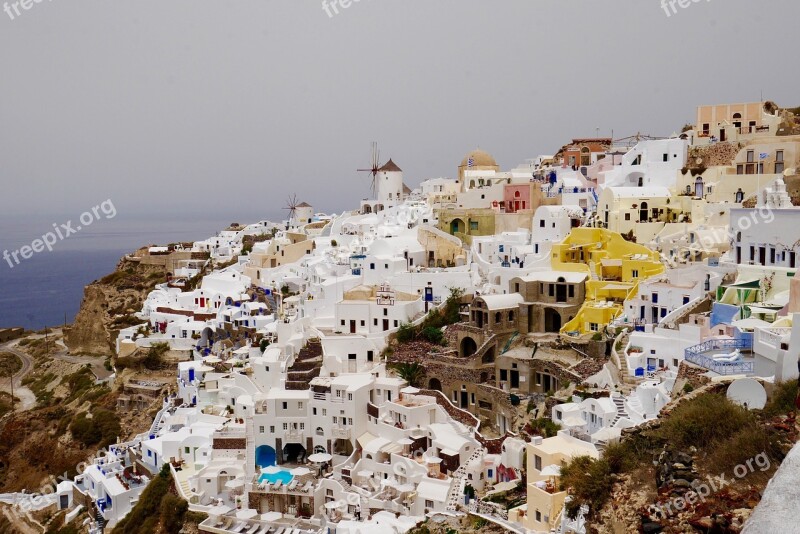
xmin=287 ymin=479 xmax=298 ymax=491
xmin=214 ymin=517 xmax=226 ymax=527
xmin=255 ymin=526 xmax=270 ymax=534
xmin=231 ymin=522 xmax=247 ymax=533
xmin=272 ymin=480 xmax=283 ymax=490
xmin=246 ymin=523 xmax=260 ymax=534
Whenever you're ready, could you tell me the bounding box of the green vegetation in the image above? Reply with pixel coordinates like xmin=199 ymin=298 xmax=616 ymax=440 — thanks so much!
xmin=394 ymin=288 xmax=465 ymax=346
xmin=396 ymin=322 xmax=416 ymax=343
xmin=0 ymin=352 xmax=22 ymax=376
xmin=22 ymin=371 xmax=56 ymax=406
xmin=70 ymin=408 xmax=121 ymax=448
xmin=112 ymin=465 xmax=181 ymax=534
xmin=116 ymin=342 xmax=169 ymax=371
xmin=763 ymin=379 xmax=799 ymax=417
xmin=560 ymin=392 xmax=788 ymax=520
xmin=420 ymin=326 xmax=445 ymax=345
xmin=390 ymin=362 xmax=426 ymax=388
xmin=526 ymin=418 xmax=561 ymax=438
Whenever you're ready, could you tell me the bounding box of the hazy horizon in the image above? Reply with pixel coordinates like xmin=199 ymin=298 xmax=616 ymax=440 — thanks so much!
xmin=2 ymin=0 xmax=799 ymax=226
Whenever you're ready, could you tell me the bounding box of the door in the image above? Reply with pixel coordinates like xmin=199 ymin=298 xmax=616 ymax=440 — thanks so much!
xmin=460 ymin=391 xmax=469 ymax=409
xmin=350 ymin=320 xmax=356 ymax=334
xmin=759 ymin=247 xmax=766 ymax=265
xmin=383 ymin=319 xmax=389 ymax=331
xmin=510 ymin=370 xmax=520 ymax=389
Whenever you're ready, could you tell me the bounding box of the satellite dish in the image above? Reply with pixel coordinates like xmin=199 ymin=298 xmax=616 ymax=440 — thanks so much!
xmin=726 ymin=378 xmax=767 ymax=410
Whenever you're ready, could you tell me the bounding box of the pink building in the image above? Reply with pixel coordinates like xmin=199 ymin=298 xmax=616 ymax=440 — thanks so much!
xmin=503 ymin=184 xmax=532 ymax=213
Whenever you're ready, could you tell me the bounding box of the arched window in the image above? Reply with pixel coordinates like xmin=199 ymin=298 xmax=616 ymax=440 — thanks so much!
xmin=580 ymin=146 xmax=591 ymax=166
xmin=316 ymin=427 xmax=324 ymax=436
xmin=514 ymin=191 xmax=521 ymax=198
xmin=508 ymin=310 xmax=515 ymax=322
xmin=495 ymin=312 xmax=502 ymax=323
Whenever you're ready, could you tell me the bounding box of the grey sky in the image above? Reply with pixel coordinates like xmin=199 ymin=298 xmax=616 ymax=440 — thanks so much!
xmin=1 ymin=0 xmax=797 ymax=224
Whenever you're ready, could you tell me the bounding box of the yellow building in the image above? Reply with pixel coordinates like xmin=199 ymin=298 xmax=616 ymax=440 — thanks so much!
xmin=551 ymin=228 xmax=665 ymax=336
xmin=508 ymin=431 xmax=599 ymax=532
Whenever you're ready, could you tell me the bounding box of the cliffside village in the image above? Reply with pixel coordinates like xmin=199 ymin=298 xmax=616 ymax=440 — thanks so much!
xmin=47 ymin=101 xmax=800 ymax=533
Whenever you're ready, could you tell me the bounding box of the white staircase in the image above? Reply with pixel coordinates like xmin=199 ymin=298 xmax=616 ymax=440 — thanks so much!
xmin=610 ymin=395 xmax=629 ymax=426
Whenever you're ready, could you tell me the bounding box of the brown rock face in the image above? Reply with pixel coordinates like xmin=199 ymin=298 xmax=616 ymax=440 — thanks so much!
xmin=64 ymin=256 xmax=166 ymax=356
xmin=65 ymin=284 xmax=113 ymax=355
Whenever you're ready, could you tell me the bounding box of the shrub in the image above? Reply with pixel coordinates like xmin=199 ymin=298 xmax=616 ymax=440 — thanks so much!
xmin=159 ymin=493 xmax=189 ymax=532
xmin=763 ymin=379 xmax=799 ymax=417
xmin=112 ymin=465 xmax=172 ymax=534
xmin=420 ymin=326 xmax=445 ymax=345
xmin=396 ymin=322 xmax=416 ymax=344
xmin=654 ymin=393 xmax=753 ymax=450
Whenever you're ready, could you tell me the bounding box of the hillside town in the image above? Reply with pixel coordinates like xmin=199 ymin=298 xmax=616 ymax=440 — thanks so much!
xmin=7 ymin=100 xmax=800 ymax=534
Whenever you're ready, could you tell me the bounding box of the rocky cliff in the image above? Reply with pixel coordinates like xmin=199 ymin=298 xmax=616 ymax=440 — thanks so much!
xmin=64 ymin=250 xmax=167 ymax=356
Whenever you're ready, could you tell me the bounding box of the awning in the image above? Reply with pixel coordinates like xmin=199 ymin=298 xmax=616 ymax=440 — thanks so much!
xmin=725 ymin=279 xmax=761 ymax=289
xmin=357 ymin=432 xmax=377 ymax=449
xmin=381 ymin=442 xmax=403 ymax=455
xmin=439 ymin=448 xmax=459 ymax=457
xmin=364 ymin=437 xmax=391 ymax=455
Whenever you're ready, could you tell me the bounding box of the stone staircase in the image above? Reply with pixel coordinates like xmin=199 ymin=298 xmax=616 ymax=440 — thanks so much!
xmin=286 ymin=338 xmax=323 ymax=390
xmin=446 ymin=448 xmax=483 ymax=511
xmin=610 ymin=395 xmax=629 ymax=426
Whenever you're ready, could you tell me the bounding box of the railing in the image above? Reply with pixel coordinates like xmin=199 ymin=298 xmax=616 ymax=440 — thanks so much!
xmin=684 ymin=338 xmax=754 ymax=375
xmin=330 ymin=427 xmax=350 ymax=440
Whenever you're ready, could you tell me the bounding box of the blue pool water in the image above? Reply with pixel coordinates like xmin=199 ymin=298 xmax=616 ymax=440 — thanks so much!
xmin=258 ymin=470 xmax=294 ymax=485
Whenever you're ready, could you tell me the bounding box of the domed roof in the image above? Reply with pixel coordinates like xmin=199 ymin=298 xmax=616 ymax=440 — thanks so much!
xmin=460 ymin=148 xmax=497 ymax=168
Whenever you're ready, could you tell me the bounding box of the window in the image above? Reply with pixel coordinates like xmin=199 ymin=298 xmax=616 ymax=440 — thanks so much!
xmin=737 ymin=164 xmax=744 ymax=175
xmin=539 ymin=220 xmax=545 ymax=228
xmin=322 ymin=409 xmax=327 ymax=416
xmin=651 ymin=293 xmax=658 ymax=304
xmin=367 ymin=350 xmax=374 ymax=362
xmin=283 ymin=423 xmax=288 ymax=430
xmin=259 ymin=426 xmax=265 ymax=434
xmin=313 ymin=407 xmax=317 ymax=415
xmin=469 ymin=220 xmax=479 ymax=231
xmin=369 ymin=263 xmax=375 ymax=270
xmin=535 ymin=511 xmax=542 ymax=522
xmin=568 ymin=285 xmax=574 ymax=298
xmin=534 ymin=454 xmax=542 ymax=471
xmin=500 ymin=369 xmax=508 ymax=381
xmin=747 ymin=150 xmax=754 ymax=163
xmin=776 ymin=150 xmax=785 ymax=173
xmin=589 ymin=323 xmax=599 ymax=332
xmin=360 ymin=320 xmax=365 ymax=326
xmin=348 ymin=393 xmax=353 ymax=401
xmin=282 ymin=402 xmax=288 ymax=410
xmin=663 ymin=153 xmax=669 ymax=162
xmin=340 ymin=320 xmax=345 ymax=326
xmin=625 ymin=213 xmax=630 ymax=221
xmin=185 ymin=446 xmax=191 ymax=454
xmin=270 ymin=426 xmax=275 ymax=433
xmin=632 ymin=269 xmax=639 ymax=278
xmin=298 ymin=402 xmax=303 ymax=409
xmin=683 ymin=295 xmax=690 ymax=305
xmin=425 ymin=500 xmax=434 ymax=509
xmin=394 ymin=320 xmax=398 ymax=327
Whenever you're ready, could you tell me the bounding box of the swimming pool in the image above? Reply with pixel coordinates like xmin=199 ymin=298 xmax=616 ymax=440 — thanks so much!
xmin=258 ymin=469 xmax=294 ymax=485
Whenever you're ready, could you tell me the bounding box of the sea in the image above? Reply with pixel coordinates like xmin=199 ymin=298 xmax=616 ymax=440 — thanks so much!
xmin=0 ymin=214 xmax=270 ymax=331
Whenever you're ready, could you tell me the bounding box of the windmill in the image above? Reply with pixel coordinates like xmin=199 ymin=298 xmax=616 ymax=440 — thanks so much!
xmin=357 ymin=141 xmax=381 ymax=197
xmin=284 ymin=194 xmax=300 ymax=229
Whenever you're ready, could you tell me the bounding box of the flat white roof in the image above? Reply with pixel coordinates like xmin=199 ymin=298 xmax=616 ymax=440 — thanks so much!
xmin=479 ymin=293 xmax=524 ymax=310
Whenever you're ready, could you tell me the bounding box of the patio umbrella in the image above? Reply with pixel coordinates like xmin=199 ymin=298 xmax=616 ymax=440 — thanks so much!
xmin=208 ymin=504 xmax=232 ymax=516
xmin=205 ymin=356 xmax=222 ymax=363
xmin=225 ymin=478 xmax=245 ymax=489
xmin=397 ymin=438 xmax=414 ymax=446
xmin=308 ymin=453 xmax=333 ymax=463
xmin=324 ymin=501 xmax=342 ymax=509
xmin=400 ymin=386 xmax=420 ymax=395
xmin=425 ymin=456 xmax=442 ymax=464
xmin=260 ymin=511 xmax=283 ymax=522
xmin=236 ymin=509 xmax=258 ymax=520
xmin=261 ymin=465 xmax=282 ymax=474
xmin=356 ymin=470 xmax=374 ymax=478
xmin=290 ymin=466 xmax=312 ymax=476
xmin=540 ymin=464 xmax=561 ymax=477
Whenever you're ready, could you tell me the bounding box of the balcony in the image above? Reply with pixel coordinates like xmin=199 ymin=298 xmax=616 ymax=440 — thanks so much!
xmin=330 ymin=427 xmax=350 ymax=440
xmin=284 ymin=429 xmax=305 ymax=443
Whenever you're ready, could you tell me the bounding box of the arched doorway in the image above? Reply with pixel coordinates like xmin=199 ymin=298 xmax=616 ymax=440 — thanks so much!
xmin=695 ymin=177 xmax=704 ymax=198
xmin=283 ymin=443 xmax=307 ymax=464
xmin=544 ymin=308 xmax=562 ymax=333
xmin=460 ymin=337 xmax=478 ymax=358
xmin=482 ymin=346 xmax=495 ymax=364
xmin=255 ymin=445 xmax=276 ymax=468
xmin=639 ymin=201 xmax=649 ymax=223
xmin=450 ymin=218 xmax=465 ymax=235
xmin=428 ymin=378 xmax=442 ymax=391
